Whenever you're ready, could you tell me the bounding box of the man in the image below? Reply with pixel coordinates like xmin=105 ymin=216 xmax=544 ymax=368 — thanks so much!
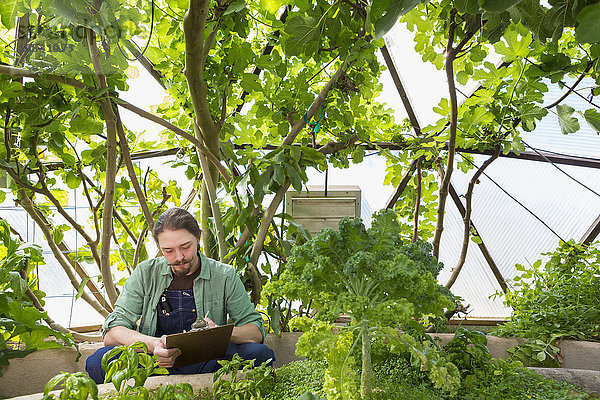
xmin=85 ymin=208 xmax=274 ymax=383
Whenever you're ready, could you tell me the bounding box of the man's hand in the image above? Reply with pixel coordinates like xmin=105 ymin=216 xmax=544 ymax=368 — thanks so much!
xmin=153 ymin=335 xmax=181 ymax=368
xmin=203 ymin=317 xmax=218 ymax=329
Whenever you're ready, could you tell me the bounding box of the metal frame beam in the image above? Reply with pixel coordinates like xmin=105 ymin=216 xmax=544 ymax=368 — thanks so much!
xmin=448 ymin=183 xmax=508 ymax=293
xmin=581 ymin=213 xmax=600 ymax=245
xmin=380 ymin=43 xmax=422 ymax=134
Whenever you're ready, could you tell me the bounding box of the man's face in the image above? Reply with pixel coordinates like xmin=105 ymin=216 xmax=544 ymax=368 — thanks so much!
xmin=157 ymin=229 xmax=201 ymax=277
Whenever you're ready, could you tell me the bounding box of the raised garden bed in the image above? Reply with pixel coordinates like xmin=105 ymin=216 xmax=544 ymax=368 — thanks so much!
xmin=2 ymin=332 xmax=599 ymax=399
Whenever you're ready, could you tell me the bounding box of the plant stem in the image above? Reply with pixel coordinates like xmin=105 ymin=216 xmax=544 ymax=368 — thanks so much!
xmin=360 ymin=321 xmax=372 ymax=400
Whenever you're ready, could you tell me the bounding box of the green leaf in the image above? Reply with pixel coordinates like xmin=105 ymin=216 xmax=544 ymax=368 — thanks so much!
xmin=0 ymin=0 xmax=17 ymax=30
xmin=297 ymin=392 xmax=326 ymax=400
xmin=460 ymin=107 xmax=494 ymax=135
xmin=259 ymin=0 xmax=286 ymax=15
xmin=44 ymin=373 xmax=67 ymax=395
xmin=372 ymin=0 xmax=421 ymax=39
xmin=284 ymin=163 xmax=302 ymax=192
xmin=75 ymin=277 xmax=91 ymax=300
xmin=556 ymin=104 xmax=580 ymax=134
xmin=470 ymin=235 xmax=483 ymax=244
xmin=223 ymin=0 xmax=246 ymax=15
xmin=70 ymin=117 xmax=104 ymax=135
xmin=0 ymin=190 xmax=5 ymax=204
xmin=456 ymin=70 xmax=469 ymax=86
xmin=8 ymin=271 xmax=26 ymax=298
xmin=229 ymin=42 xmax=255 ymax=73
xmin=455 ymin=0 xmax=481 ymax=14
xmin=52 ymin=225 xmax=70 ymax=246
xmin=583 ymin=109 xmax=600 ymax=134
xmin=283 ymin=15 xmax=320 ymax=57
xmin=494 ymin=25 xmax=532 ymax=61
xmin=536 ymin=351 xmax=546 ymax=362
xmin=54 ymin=0 xmax=103 ymax=34
xmin=64 ymin=171 xmax=81 ymax=189
xmin=240 ymin=73 xmax=262 ymax=93
xmin=273 ymin=165 xmax=285 ymax=185
xmin=517 ymin=104 xmax=548 ymax=132
xmin=478 ymin=0 xmax=524 ymax=12
xmin=269 ymin=304 xmax=281 ymax=336
xmin=575 ymin=3 xmax=600 ymax=44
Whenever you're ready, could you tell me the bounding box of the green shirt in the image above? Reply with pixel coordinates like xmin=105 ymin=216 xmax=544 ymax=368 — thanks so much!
xmin=103 ymin=253 xmax=266 ymax=341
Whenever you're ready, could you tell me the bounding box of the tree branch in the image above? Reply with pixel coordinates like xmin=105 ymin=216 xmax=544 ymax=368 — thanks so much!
xmin=0 ymin=63 xmax=232 ymax=182
xmin=115 ymin=109 xmax=155 ymax=231
xmin=17 ymin=191 xmax=111 ymax=317
xmin=446 ymin=147 xmax=500 ymax=289
xmin=283 ymin=62 xmax=352 ymax=146
xmin=0 ymin=64 xmax=90 ymax=90
xmin=184 ymin=0 xmax=219 ymax=139
xmin=317 ymin=134 xmax=359 ymax=154
xmin=412 ymin=159 xmax=421 ymax=243
xmin=5 ymin=167 xmax=103 ymax=267
xmin=86 ymin=28 xmax=119 ymax=306
xmin=432 ymin=8 xmax=459 ymax=259
xmin=385 ymin=158 xmax=418 ymax=209
xmin=544 ymin=60 xmax=594 ymax=110
xmin=116 ymin=100 xmax=231 ymax=182
xmin=247 ymin=178 xmax=290 ymax=304
xmin=123 ymin=39 xmax=166 ymax=89
xmin=77 ymin=164 xmax=102 ymax=240
xmin=23 ymin=284 xmax=102 ymax=342
xmin=194 ymin=122 xmax=227 ymax=260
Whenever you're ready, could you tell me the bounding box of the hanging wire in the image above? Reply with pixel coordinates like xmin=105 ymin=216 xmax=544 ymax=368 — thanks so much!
xmin=522 ymin=140 xmax=600 ymax=199
xmin=458 ymin=153 xmax=566 ymax=242
xmin=524 ymin=144 xmax=600 ymax=163
xmin=117 ymin=0 xmax=155 ymax=62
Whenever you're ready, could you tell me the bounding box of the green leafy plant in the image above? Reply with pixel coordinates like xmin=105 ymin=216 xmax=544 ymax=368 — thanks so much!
xmin=101 ymin=341 xmax=168 ymax=396
xmin=152 ymin=383 xmax=197 ymax=400
xmin=0 ymin=219 xmax=77 ymax=376
xmin=382 ymin=328 xmax=461 ymax=395
xmin=262 ymin=359 xmax=327 ymax=400
xmin=278 ymin=210 xmax=453 ymax=399
xmin=264 ymin=350 xmax=592 ymax=400
xmin=441 ymin=328 xmax=492 ymax=376
xmin=505 ymin=335 xmax=562 ymax=368
xmin=211 ymin=353 xmax=274 ymax=400
xmin=42 ymin=372 xmax=99 ymax=400
xmin=494 ymin=240 xmax=600 ymax=366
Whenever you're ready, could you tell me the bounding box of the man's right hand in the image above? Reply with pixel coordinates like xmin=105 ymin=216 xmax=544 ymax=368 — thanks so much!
xmin=153 ymin=335 xmax=181 ymax=368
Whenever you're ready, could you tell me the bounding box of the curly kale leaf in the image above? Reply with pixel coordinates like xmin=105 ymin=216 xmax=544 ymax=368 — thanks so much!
xmin=285 ymin=209 xmax=452 ymax=326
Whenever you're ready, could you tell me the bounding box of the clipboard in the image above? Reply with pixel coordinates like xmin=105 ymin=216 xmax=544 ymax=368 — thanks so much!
xmin=165 ymin=324 xmax=234 ymax=368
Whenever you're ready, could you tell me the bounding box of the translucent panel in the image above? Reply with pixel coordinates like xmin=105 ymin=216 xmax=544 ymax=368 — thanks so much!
xmin=440 ymin=152 xmax=600 ymax=317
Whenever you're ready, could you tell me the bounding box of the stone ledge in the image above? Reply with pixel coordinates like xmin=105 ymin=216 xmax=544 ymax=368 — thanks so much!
xmin=530 ymin=368 xmax=600 ymax=395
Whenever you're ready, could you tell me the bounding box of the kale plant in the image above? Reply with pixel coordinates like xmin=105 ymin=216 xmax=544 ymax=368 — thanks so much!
xmin=280 ymin=210 xmax=453 ymax=399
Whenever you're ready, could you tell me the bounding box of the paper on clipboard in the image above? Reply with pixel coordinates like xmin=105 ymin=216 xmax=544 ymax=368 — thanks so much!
xmin=165 ymin=324 xmax=234 ymax=368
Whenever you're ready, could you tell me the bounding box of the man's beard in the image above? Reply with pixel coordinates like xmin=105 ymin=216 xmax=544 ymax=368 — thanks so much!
xmin=170 ymin=259 xmax=194 ymax=276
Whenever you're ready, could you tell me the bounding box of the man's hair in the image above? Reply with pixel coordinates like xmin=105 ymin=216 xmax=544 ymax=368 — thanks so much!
xmin=153 ymin=208 xmax=202 ymax=243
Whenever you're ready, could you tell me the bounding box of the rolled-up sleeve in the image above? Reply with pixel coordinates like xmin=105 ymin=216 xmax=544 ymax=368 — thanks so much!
xmin=102 ymin=269 xmax=146 ymax=336
xmin=225 ymin=269 xmax=266 ymax=342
